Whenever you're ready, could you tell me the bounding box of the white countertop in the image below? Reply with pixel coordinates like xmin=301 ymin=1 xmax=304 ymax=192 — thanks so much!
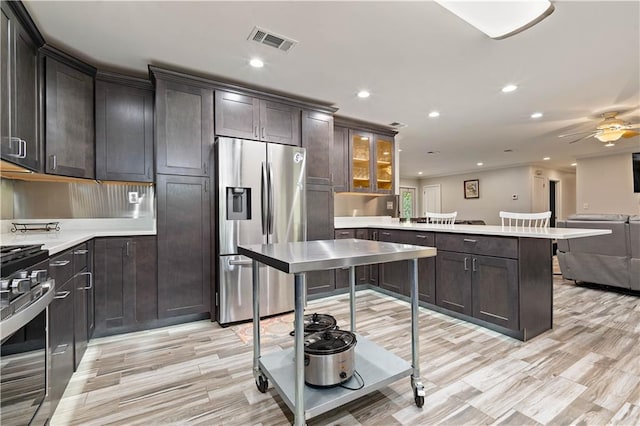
xmin=334 ymin=217 xmax=611 ymax=240
xmin=0 ymin=218 xmax=156 ymax=255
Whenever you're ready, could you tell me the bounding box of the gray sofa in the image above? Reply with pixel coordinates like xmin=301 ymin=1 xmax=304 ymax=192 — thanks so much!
xmin=557 ymin=214 xmax=639 ymax=291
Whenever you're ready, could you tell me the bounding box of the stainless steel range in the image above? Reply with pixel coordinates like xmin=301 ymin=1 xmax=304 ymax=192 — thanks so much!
xmin=1 ymin=244 xmax=55 ymax=426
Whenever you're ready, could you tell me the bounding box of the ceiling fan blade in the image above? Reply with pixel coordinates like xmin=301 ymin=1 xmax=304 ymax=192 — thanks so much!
xmin=622 ymin=130 xmax=639 ymax=138
xmin=568 ymin=133 xmax=598 ymax=144
xmin=558 ymin=130 xmax=597 ymax=138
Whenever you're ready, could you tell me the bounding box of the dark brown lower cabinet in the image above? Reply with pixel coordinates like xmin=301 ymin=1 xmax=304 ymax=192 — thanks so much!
xmin=334 ymin=229 xmax=369 ymax=289
xmin=157 ymin=175 xmax=211 ymax=318
xmin=48 ymin=278 xmax=75 ymax=414
xmin=94 ymin=236 xmax=157 ymax=336
xmin=73 ymin=272 xmax=88 ymax=368
xmin=306 ymin=184 xmax=334 ymax=295
xmin=471 ymin=255 xmax=518 ymax=330
xmin=435 ymin=251 xmax=472 ymax=315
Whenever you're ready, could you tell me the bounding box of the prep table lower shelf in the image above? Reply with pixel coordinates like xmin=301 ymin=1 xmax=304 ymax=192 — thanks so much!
xmin=259 ymin=334 xmax=412 ymax=420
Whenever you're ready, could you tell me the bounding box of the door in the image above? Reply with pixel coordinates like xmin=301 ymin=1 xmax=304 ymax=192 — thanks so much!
xmin=306 ymin=184 xmax=334 ymax=295
xmin=373 ymin=134 xmax=394 ymax=193
xmin=472 ymin=255 xmax=519 ymax=330
xmin=73 ymin=272 xmax=88 ymax=368
xmin=217 ymin=138 xmax=267 ymax=255
xmin=400 ymin=186 xmax=417 ymax=219
xmin=156 ymin=79 xmax=212 ymax=176
xmin=532 ymin=175 xmax=548 ymax=212
xmin=1 ymin=7 xmax=13 ymax=160
xmin=349 ymin=129 xmax=373 ymax=192
xmin=423 ymin=184 xmax=441 ymax=215
xmin=332 ymin=126 xmax=349 ymax=192
xmin=214 ymin=90 xmax=259 ymax=140
xmin=302 ymin=110 xmax=334 ymax=186
xmin=260 ymin=100 xmax=300 ymax=146
xmin=218 ymin=255 xmax=270 ymax=324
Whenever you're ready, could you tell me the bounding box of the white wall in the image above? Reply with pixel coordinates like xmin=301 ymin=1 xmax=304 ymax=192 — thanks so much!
xmin=412 ymin=165 xmax=577 ymax=225
xmin=576 ymin=153 xmax=640 ymax=215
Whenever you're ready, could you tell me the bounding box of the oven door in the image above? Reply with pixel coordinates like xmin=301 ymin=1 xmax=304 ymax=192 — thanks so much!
xmin=1 ymin=285 xmax=54 ymax=426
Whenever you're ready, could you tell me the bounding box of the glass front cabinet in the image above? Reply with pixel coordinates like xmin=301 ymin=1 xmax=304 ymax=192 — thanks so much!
xmin=349 ymin=129 xmax=394 ymax=193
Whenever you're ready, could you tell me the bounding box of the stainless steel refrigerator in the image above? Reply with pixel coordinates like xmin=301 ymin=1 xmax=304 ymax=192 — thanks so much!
xmin=216 ymin=137 xmax=306 ymax=325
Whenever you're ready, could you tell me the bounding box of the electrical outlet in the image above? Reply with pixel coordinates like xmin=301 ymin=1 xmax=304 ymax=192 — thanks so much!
xmin=386 ymin=201 xmax=394 ymax=210
xmin=128 ymin=192 xmax=139 ymax=204
xmin=583 ymin=202 xmax=589 ymax=210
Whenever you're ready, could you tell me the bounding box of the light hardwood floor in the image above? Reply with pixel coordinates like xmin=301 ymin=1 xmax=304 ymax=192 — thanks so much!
xmin=52 ymin=276 xmax=640 ymax=425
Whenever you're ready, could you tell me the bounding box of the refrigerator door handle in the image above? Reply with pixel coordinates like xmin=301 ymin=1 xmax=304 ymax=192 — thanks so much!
xmin=268 ymin=161 xmax=275 ymax=236
xmin=261 ymin=162 xmax=268 ymax=236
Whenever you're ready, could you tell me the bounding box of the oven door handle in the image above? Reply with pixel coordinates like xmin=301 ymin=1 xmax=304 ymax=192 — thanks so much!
xmin=0 ymin=280 xmax=55 ymax=341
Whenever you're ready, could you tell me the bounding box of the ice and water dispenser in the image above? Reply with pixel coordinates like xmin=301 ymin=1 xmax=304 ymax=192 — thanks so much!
xmin=226 ymin=187 xmax=251 ymax=220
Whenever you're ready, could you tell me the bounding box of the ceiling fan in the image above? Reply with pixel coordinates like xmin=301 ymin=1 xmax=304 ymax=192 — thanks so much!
xmin=558 ymin=111 xmax=640 ymax=146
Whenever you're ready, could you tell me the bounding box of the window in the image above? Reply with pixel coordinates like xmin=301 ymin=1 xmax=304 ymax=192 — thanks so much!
xmin=399 ymin=187 xmax=416 ymax=219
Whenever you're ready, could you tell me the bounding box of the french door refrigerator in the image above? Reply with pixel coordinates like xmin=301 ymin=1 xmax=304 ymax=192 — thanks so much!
xmin=216 ymin=137 xmax=306 ymax=325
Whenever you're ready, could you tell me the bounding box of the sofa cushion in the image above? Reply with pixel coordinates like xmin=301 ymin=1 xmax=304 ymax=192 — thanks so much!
xmin=629 ymin=216 xmax=640 ymax=258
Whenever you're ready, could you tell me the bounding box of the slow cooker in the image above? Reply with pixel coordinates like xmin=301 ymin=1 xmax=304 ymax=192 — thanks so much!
xmin=303 ymin=330 xmax=356 ymax=387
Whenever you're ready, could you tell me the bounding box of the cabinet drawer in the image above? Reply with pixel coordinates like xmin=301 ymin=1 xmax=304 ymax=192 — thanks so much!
xmin=409 ymin=231 xmax=435 ymax=247
xmin=49 ymin=250 xmax=74 ymax=284
xmin=335 ymin=229 xmax=355 ymax=239
xmin=436 ymin=233 xmax=518 ymax=259
xmin=377 ymin=229 xmax=412 ymax=244
xmin=73 ymin=243 xmax=89 ymax=273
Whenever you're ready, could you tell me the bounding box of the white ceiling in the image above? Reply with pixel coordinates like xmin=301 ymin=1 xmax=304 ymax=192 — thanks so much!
xmin=24 ymin=1 xmax=640 ymax=178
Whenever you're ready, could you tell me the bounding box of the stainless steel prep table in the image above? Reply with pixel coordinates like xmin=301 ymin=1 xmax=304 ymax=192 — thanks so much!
xmin=238 ymin=238 xmax=437 ymax=425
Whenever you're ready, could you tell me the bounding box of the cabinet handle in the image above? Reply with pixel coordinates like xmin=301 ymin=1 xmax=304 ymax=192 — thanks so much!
xmin=18 ymin=139 xmax=27 ymax=158
xmin=147 ymin=166 xmax=151 ymax=178
xmin=125 ymin=241 xmax=130 ymax=257
xmin=51 ymin=343 xmax=69 ymax=355
xmin=254 ymin=126 xmax=259 ymax=138
xmin=381 ymin=232 xmax=391 ymax=236
xmin=228 ymin=259 xmax=253 ymax=266
xmin=7 ymin=137 xmax=21 ymax=158
xmin=77 ymin=272 xmax=93 ymax=290
xmin=49 ymin=154 xmax=57 ymax=170
xmin=50 ymin=260 xmax=70 ymax=267
xmin=340 ymin=232 xmax=350 ymax=236
xmin=203 ymin=162 xmax=208 ymax=174
xmin=330 ymin=172 xmax=334 ymax=185
xmin=463 ymin=239 xmax=477 ymax=243
xmin=464 ymin=257 xmax=469 ymax=271
xmin=372 ymin=231 xmax=378 ymax=240
xmin=416 ymin=235 xmax=427 ymax=239
xmin=472 ymin=258 xmax=477 ymax=272
xmin=261 ymin=127 xmax=266 ymax=139
xmin=204 ymin=180 xmax=209 ymax=192
xmin=74 ymin=249 xmax=88 ymax=255
xmin=54 ymin=290 xmax=70 ymax=299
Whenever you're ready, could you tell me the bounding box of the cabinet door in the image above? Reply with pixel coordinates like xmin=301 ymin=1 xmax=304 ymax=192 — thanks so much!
xmin=410 ymin=232 xmax=436 ymax=304
xmin=349 ymin=129 xmax=373 ymax=192
xmin=94 ymin=238 xmax=136 ymax=334
xmin=332 ymin=126 xmax=349 ymax=192
xmin=12 ymin=18 xmax=40 ymax=171
xmin=260 ymin=100 xmax=300 ymax=146
xmin=306 ymin=184 xmax=334 ymax=295
xmin=214 ymin=90 xmax=259 ymax=140
xmin=373 ymin=134 xmax=394 ymax=193
xmin=73 ymin=273 xmax=88 ymax=369
xmin=44 ymin=57 xmax=94 ymax=178
xmin=302 ymin=110 xmax=334 ymax=186
xmin=157 ymin=175 xmax=211 ymax=318
xmin=1 ymin=7 xmax=14 ymax=160
xmin=49 ymin=279 xmax=75 ymax=411
xmin=472 ymin=255 xmax=519 ymax=330
xmin=435 ymin=251 xmax=472 ymax=315
xmin=377 ymin=230 xmax=408 ymax=295
xmin=134 ymin=236 xmax=158 ymax=323
xmin=96 ymin=80 xmax=154 ymax=182
xmin=156 ymin=80 xmax=212 ymax=176
xmin=334 ymin=229 xmax=354 ymax=289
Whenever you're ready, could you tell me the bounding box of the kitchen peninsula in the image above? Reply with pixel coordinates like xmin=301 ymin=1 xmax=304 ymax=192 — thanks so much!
xmin=333 ymin=217 xmax=611 ymax=341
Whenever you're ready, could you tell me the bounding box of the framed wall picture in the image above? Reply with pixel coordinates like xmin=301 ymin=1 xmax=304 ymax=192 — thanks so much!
xmin=464 ymin=179 xmax=479 ymax=199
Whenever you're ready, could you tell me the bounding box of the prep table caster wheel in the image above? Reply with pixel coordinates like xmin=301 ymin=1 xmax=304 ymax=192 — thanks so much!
xmin=256 ymin=375 xmax=268 ymax=393
xmin=414 ymin=394 xmax=424 ymax=407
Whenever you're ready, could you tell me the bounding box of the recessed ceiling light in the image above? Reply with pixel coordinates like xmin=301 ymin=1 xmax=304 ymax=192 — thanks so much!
xmin=571 ymin=163 xmax=577 ymax=166
xmin=398 ymin=149 xmax=403 ymax=152
xmin=543 ymin=157 xmax=550 ymax=160
xmin=428 ymin=111 xmax=440 ymax=118
xmin=531 ymin=112 xmax=543 ymax=119
xmin=357 ymin=90 xmax=370 ymax=98
xmin=418 ymin=171 xmax=423 ymax=175
xmin=477 ymin=162 xmax=484 ymax=166
xmin=501 ymin=84 xmax=518 ymax=93
xmin=605 ymin=143 xmax=615 ymax=147
xmin=249 ymin=58 xmax=264 ymax=68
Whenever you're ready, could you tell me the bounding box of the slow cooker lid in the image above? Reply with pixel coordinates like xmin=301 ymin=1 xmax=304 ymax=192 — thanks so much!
xmin=304 ymin=330 xmax=356 ymax=355
xmin=303 ymin=313 xmax=337 ymax=332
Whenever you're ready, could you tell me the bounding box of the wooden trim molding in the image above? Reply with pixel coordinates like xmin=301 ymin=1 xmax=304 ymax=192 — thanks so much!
xmin=96 ymin=71 xmax=153 ymax=91
xmin=40 ymin=44 xmax=97 ymax=76
xmin=334 ymin=116 xmax=398 ymax=136
xmin=6 ymin=0 xmax=45 ymax=47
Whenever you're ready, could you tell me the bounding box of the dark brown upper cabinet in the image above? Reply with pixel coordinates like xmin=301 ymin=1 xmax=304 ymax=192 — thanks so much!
xmin=44 ymin=54 xmax=95 ymax=179
xmin=302 ymin=110 xmax=334 ymax=186
xmin=156 ymin=79 xmax=213 ymax=176
xmin=0 ymin=2 xmax=42 ymax=171
xmin=332 ymin=125 xmax=349 ymax=192
xmin=95 ymin=74 xmax=154 ymax=182
xmin=215 ymin=90 xmax=301 ymax=146
xmin=348 ymin=129 xmax=394 ymax=194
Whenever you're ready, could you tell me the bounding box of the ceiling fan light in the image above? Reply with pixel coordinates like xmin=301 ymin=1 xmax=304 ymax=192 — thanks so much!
xmin=595 ymin=129 xmax=626 ymax=143
xmin=434 ymin=0 xmax=554 ymax=39
xmin=604 ymin=143 xmax=615 ymax=147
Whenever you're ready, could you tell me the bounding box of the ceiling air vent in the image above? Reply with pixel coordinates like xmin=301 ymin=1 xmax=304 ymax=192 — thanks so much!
xmin=248 ymin=26 xmax=297 ymax=52
xmin=389 ymin=122 xmax=408 ymax=129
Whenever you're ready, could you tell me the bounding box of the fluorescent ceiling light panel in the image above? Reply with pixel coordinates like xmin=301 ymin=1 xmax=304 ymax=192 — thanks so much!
xmin=435 ymin=0 xmax=555 ymax=40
